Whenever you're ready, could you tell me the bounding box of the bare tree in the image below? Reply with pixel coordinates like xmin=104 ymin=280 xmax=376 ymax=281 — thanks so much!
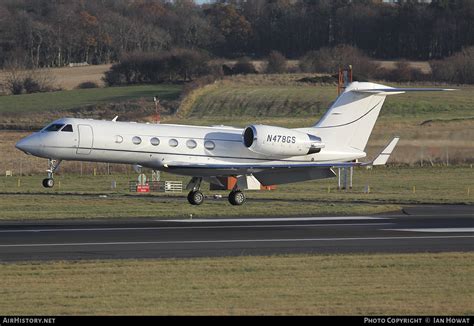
xmin=266 ymin=50 xmax=287 ymax=74
xmin=3 ymin=60 xmax=57 ymax=95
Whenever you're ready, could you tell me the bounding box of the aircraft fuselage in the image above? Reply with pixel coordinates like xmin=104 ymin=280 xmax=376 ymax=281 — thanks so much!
xmin=16 ymin=118 xmax=365 ymax=177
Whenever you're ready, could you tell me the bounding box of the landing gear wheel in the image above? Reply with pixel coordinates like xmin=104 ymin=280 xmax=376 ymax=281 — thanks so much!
xmin=42 ymin=178 xmax=54 ymax=188
xmin=187 ymin=190 xmax=204 ymax=205
xmin=228 ymin=190 xmax=246 ymax=206
xmin=42 ymin=159 xmax=61 ymax=188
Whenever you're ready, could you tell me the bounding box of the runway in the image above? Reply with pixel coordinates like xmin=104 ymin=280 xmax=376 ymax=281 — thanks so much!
xmin=0 ymin=205 xmax=472 ymax=262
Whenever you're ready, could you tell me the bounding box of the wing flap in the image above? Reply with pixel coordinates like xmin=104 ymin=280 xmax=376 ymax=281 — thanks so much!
xmin=253 ymin=167 xmax=336 ymax=186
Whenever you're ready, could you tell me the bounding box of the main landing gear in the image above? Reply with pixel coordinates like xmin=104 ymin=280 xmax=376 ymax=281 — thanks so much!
xmin=228 ymin=190 xmax=246 ymax=206
xmin=42 ymin=159 xmax=61 ymax=188
xmin=186 ymin=177 xmax=247 ymax=206
xmin=187 ymin=189 xmax=205 ymax=205
xmin=187 ymin=177 xmax=204 ymax=205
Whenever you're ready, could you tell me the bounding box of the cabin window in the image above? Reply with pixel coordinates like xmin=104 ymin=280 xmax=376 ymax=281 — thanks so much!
xmin=115 ymin=135 xmax=123 ymax=143
xmin=44 ymin=124 xmax=65 ymax=132
xmin=186 ymin=139 xmax=197 ymax=149
xmin=204 ymin=141 xmax=215 ymax=150
xmin=61 ymin=124 xmax=73 ymax=132
xmin=132 ymin=136 xmax=142 ymax=145
xmin=169 ymin=139 xmax=178 ymax=147
xmin=150 ymin=137 xmax=160 ymax=146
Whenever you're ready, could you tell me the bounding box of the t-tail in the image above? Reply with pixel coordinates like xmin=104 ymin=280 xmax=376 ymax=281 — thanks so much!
xmin=312 ymin=82 xmax=455 ymax=152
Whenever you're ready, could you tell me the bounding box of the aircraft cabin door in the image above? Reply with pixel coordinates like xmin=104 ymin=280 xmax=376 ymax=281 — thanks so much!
xmin=77 ymin=124 xmax=94 ymax=155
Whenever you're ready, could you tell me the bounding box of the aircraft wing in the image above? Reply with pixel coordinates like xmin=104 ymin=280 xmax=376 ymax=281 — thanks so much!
xmin=163 ymin=137 xmax=400 ymax=171
xmin=163 ymin=161 xmax=355 ymax=171
xmin=163 ymin=162 xmax=338 ymax=185
xmin=161 ymin=137 xmax=399 ymax=185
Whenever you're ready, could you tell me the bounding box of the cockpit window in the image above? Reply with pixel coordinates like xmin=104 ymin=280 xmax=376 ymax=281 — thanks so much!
xmin=61 ymin=124 xmax=73 ymax=132
xmin=44 ymin=124 xmax=65 ymax=132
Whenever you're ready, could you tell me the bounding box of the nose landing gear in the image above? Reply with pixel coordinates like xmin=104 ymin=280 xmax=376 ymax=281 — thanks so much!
xmin=42 ymin=159 xmax=61 ymax=188
xmin=42 ymin=178 xmax=55 ymax=188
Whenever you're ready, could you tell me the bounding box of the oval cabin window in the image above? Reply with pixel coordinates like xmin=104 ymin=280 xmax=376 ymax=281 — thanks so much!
xmin=132 ymin=136 xmax=142 ymax=145
xmin=169 ymin=139 xmax=178 ymax=147
xmin=150 ymin=137 xmax=160 ymax=146
xmin=186 ymin=139 xmax=197 ymax=149
xmin=115 ymin=135 xmax=123 ymax=143
xmin=204 ymin=141 xmax=215 ymax=150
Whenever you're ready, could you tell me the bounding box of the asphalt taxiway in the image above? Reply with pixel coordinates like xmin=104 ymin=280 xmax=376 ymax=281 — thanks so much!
xmin=0 ymin=205 xmax=472 ymax=262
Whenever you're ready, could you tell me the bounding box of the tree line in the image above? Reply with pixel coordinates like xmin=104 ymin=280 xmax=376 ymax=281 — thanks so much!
xmin=0 ymin=0 xmax=473 ymax=69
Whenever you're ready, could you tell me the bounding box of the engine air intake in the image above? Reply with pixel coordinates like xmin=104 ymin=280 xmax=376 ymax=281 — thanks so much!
xmin=243 ymin=126 xmax=255 ymax=147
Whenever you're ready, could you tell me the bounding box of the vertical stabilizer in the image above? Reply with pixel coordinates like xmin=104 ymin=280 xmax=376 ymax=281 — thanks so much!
xmin=311 ymin=82 xmax=454 ymax=152
xmin=313 ymin=82 xmax=391 ymax=151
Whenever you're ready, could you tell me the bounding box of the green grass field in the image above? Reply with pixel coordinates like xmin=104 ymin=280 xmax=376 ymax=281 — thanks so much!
xmin=0 ymin=252 xmax=472 ymax=315
xmin=187 ymin=76 xmax=474 ymax=122
xmin=0 ymin=84 xmax=181 ymax=114
xmin=0 ymin=166 xmax=471 ymax=220
xmin=0 ymin=193 xmax=399 ymax=220
xmin=1 ymin=75 xmax=471 ymax=122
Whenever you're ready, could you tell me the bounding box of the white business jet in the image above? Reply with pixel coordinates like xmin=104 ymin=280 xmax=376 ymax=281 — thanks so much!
xmin=15 ymin=82 xmax=453 ymax=205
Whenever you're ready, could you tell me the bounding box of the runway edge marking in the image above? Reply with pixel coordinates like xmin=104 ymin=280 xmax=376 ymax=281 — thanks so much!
xmin=386 ymin=228 xmax=474 ymax=233
xmin=0 ymin=223 xmax=393 ymax=233
xmin=163 ymin=216 xmax=388 ymax=223
xmin=1 ymin=235 xmax=473 ymax=248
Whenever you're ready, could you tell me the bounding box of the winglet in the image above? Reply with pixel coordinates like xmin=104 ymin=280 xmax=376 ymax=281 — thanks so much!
xmin=371 ymin=137 xmax=400 ymax=166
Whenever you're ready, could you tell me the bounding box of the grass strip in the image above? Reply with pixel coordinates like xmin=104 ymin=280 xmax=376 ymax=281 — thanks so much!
xmin=0 ymin=252 xmax=472 ymax=315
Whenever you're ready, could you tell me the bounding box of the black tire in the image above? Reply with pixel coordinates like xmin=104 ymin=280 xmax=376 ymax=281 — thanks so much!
xmin=187 ymin=190 xmax=204 ymax=205
xmin=228 ymin=190 xmax=246 ymax=206
xmin=42 ymin=178 xmax=54 ymax=188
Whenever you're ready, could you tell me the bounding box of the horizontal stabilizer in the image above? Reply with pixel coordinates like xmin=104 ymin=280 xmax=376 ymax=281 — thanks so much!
xmin=354 ymin=87 xmax=456 ymax=95
xmin=371 ymin=137 xmax=400 ymax=166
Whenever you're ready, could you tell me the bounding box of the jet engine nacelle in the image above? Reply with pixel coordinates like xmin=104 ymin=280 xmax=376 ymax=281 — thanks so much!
xmin=242 ymin=125 xmax=324 ymax=157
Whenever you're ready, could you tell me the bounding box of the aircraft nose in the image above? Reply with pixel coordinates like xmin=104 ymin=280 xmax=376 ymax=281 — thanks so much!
xmin=16 ymin=137 xmax=31 ymax=154
xmin=15 ymin=135 xmax=41 ymax=155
